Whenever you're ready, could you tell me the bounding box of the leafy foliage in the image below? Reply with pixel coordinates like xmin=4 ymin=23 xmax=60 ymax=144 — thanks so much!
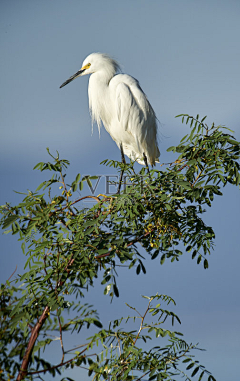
xmin=0 ymin=115 xmax=239 ymax=380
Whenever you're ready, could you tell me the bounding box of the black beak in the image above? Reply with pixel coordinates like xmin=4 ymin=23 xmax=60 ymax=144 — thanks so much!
xmin=60 ymin=69 xmax=85 ymax=89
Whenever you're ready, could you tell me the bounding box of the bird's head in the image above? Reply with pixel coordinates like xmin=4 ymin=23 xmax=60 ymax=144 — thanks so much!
xmin=60 ymin=53 xmax=121 ymax=88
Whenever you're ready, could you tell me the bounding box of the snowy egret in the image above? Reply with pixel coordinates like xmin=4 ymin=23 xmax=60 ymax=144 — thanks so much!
xmin=60 ymin=53 xmax=160 ymax=166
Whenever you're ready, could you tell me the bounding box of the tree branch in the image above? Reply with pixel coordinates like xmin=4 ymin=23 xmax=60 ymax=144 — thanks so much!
xmin=16 ymin=306 xmax=50 ymax=381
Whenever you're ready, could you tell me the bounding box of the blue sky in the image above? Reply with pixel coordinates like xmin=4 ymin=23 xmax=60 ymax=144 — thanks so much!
xmin=0 ymin=1 xmax=240 ymax=380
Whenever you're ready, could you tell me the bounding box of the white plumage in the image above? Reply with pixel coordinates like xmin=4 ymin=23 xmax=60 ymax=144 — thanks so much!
xmin=60 ymin=53 xmax=160 ymax=166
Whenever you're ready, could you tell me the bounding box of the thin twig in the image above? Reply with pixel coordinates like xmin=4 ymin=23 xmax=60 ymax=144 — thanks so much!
xmin=133 ymin=298 xmax=151 ymax=345
xmin=58 ymin=314 xmax=65 ymax=362
xmin=70 ymin=195 xmax=101 ymax=206
xmin=6 ymin=265 xmax=17 ymax=284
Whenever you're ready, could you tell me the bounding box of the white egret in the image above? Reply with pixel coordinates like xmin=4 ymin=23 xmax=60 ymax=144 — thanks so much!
xmin=60 ymin=53 xmax=160 ymax=166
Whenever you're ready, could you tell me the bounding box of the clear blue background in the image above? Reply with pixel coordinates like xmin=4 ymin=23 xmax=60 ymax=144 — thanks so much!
xmin=0 ymin=1 xmax=239 ymax=380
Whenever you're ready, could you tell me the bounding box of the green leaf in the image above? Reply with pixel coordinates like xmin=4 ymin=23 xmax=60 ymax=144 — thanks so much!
xmin=204 ymin=259 xmax=208 ymax=269
xmin=182 ymin=358 xmax=191 ymax=363
xmin=186 ymin=362 xmax=195 ymax=370
xmin=180 ymin=134 xmax=188 ymax=143
xmin=35 ymin=182 xmax=46 ymax=191
xmin=72 ymin=183 xmax=78 ymax=192
xmin=151 ymin=250 xmax=159 ymax=260
xmin=160 ymin=254 xmax=165 ymax=265
xmin=208 ymin=376 xmax=216 ymax=381
xmin=2 ymin=215 xmax=18 ymax=229
xmin=198 ymin=371 xmax=205 ymax=381
xmin=177 ymin=181 xmax=192 ymax=190
xmin=75 ymin=173 xmax=81 ymax=182
xmin=113 ymin=284 xmax=119 ymax=297
xmin=93 ymin=320 xmax=103 ymax=328
xmin=191 ymin=366 xmax=200 ymax=377
xmin=86 ymin=177 xmax=92 ymax=188
xmin=166 ymin=146 xmax=176 ymax=152
xmin=79 ymin=181 xmax=84 ymax=191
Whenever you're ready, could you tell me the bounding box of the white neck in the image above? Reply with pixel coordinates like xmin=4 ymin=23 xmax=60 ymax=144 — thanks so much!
xmin=88 ymin=69 xmax=116 ymax=134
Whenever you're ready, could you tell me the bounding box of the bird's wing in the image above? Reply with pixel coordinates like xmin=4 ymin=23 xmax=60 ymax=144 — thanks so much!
xmin=115 ymin=75 xmax=158 ymax=160
xmin=116 ymin=82 xmax=133 ymax=132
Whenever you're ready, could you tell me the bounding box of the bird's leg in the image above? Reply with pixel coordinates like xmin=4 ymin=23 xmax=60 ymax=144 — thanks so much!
xmin=143 ymin=152 xmax=151 ymax=181
xmin=117 ymin=143 xmax=126 ymax=193
xmin=120 ymin=143 xmax=126 ymax=165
